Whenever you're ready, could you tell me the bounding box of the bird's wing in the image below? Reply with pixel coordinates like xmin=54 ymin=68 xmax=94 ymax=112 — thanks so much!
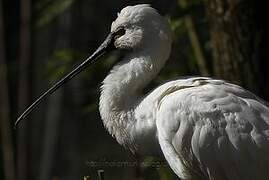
xmin=155 ymin=78 xmax=269 ymax=180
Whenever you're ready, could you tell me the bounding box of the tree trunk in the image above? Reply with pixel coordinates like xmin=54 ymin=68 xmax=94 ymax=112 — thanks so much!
xmin=39 ymin=89 xmax=63 ymax=180
xmin=17 ymin=0 xmax=31 ymax=179
xmin=39 ymin=9 xmax=71 ymax=179
xmin=0 ymin=1 xmax=16 ymax=179
xmin=205 ymin=0 xmax=263 ymax=94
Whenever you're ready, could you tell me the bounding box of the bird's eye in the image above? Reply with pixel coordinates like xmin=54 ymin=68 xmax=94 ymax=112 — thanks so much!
xmin=114 ymin=27 xmax=126 ymax=39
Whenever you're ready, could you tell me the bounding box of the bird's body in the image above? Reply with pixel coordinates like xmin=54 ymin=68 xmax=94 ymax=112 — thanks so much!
xmin=101 ymin=68 xmax=269 ymax=180
xmin=98 ymin=4 xmax=269 ymax=180
xmin=144 ymin=77 xmax=269 ymax=180
xmin=16 ymin=4 xmax=269 ymax=180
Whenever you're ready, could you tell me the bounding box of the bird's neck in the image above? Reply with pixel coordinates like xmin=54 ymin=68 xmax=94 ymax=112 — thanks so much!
xmin=99 ymin=50 xmax=166 ymax=151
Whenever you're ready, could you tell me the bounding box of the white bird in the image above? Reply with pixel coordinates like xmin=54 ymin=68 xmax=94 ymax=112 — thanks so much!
xmin=16 ymin=4 xmax=269 ymax=180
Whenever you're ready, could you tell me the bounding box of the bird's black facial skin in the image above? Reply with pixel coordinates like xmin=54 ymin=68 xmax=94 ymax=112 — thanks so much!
xmin=114 ymin=27 xmax=126 ymax=40
xmin=14 ymin=32 xmax=118 ymax=129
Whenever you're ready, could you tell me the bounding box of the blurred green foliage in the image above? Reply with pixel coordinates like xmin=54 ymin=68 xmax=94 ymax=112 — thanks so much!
xmin=178 ymin=0 xmax=202 ymax=9
xmin=46 ymin=48 xmax=84 ymax=83
xmin=35 ymin=0 xmax=74 ymax=28
xmin=169 ymin=18 xmax=186 ymax=40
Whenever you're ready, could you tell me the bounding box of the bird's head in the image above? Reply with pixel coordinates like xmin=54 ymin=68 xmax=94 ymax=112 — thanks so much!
xmin=14 ymin=4 xmax=172 ymax=128
xmin=110 ymin=4 xmax=171 ymax=51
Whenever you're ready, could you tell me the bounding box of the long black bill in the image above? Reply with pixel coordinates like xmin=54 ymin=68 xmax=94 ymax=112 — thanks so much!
xmin=14 ymin=32 xmax=115 ymax=129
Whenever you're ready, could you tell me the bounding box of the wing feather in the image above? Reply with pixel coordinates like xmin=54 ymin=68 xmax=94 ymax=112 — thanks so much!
xmin=156 ymin=78 xmax=269 ymax=180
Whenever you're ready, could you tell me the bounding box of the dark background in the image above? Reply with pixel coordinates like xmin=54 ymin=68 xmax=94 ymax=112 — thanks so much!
xmin=0 ymin=0 xmax=268 ymax=179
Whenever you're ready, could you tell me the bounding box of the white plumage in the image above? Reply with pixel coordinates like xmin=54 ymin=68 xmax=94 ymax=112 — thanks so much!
xmin=99 ymin=4 xmax=269 ymax=180
xmin=16 ymin=4 xmax=269 ymax=180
